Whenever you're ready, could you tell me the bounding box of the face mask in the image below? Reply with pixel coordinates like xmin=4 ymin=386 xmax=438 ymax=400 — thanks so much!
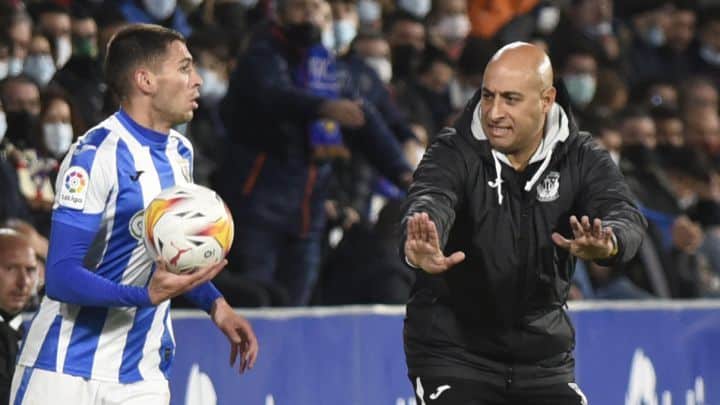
xmin=0 ymin=61 xmax=8 ymax=80
xmin=433 ymin=14 xmax=470 ymax=42
xmin=391 ymin=45 xmax=421 ymax=81
xmin=0 ymin=112 xmax=6 ymax=144
xmin=198 ymin=67 xmax=228 ymax=104
xmin=398 ymin=0 xmax=431 ymax=19
xmin=6 ymin=110 xmax=37 ymax=146
xmin=333 ymin=19 xmax=357 ymax=51
xmin=143 ymin=0 xmax=177 ymax=21
xmin=73 ymin=36 xmax=98 ymax=59
xmin=43 ymin=122 xmax=74 ymax=157
xmin=8 ymin=57 xmax=23 ymax=76
xmin=536 ymin=5 xmax=560 ymax=34
xmin=564 ymin=73 xmax=596 ymax=107
xmin=584 ymin=21 xmax=612 ymax=37
xmin=364 ymin=56 xmax=392 ymax=84
xmin=55 ymin=36 xmax=72 ymax=68
xmin=23 ymin=54 xmax=56 ymax=86
xmin=284 ymin=22 xmax=321 ymax=49
xmin=321 ymin=28 xmax=335 ymax=50
xmin=642 ymin=26 xmax=665 ymax=48
xmin=700 ymin=44 xmax=720 ymax=67
xmin=238 ymin=0 xmax=258 ymax=7
xmin=357 ymin=0 xmax=381 ymax=23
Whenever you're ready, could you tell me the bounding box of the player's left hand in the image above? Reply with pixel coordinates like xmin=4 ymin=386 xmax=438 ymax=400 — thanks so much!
xmin=211 ymin=298 xmax=259 ymax=374
xmin=552 ymin=215 xmax=616 ymax=260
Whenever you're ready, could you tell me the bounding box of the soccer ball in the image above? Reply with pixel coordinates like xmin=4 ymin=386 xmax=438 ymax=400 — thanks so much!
xmin=143 ymin=183 xmax=234 ymax=274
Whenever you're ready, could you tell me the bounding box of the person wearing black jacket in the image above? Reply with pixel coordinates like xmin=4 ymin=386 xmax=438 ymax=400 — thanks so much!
xmin=402 ymin=42 xmax=646 ymax=404
xmin=0 ymin=229 xmax=38 ymax=404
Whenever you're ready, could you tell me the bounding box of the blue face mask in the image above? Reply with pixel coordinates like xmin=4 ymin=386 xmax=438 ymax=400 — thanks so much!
xmin=564 ymin=74 xmax=596 ymax=108
xmin=642 ymin=26 xmax=665 ymax=47
xmin=23 ymin=54 xmax=56 ymax=86
xmin=398 ymin=0 xmax=431 ymax=19
xmin=357 ymin=0 xmax=381 ymax=23
xmin=333 ymin=19 xmax=357 ymax=51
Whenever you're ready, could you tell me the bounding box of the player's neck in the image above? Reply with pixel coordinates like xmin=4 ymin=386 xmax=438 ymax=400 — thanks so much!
xmin=121 ymin=101 xmax=172 ymax=135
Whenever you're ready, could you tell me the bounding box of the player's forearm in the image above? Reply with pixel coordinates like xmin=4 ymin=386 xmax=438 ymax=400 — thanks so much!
xmin=183 ymin=281 xmax=222 ymax=313
xmin=45 ymin=220 xmax=153 ymax=308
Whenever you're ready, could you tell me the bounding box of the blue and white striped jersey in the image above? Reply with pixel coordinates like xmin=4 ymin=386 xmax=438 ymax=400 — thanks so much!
xmin=17 ymin=109 xmax=194 ymax=383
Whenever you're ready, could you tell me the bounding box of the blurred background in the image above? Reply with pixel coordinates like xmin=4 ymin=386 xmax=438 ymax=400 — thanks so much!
xmin=1 ymin=0 xmax=720 ymax=311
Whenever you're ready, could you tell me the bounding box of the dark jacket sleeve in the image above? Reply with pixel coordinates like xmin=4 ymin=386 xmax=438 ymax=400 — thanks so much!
xmin=399 ymin=129 xmax=467 ymax=260
xmin=576 ymin=139 xmax=647 ymax=265
xmin=344 ymin=101 xmax=413 ymax=187
xmin=220 ymin=44 xmax=327 ymax=136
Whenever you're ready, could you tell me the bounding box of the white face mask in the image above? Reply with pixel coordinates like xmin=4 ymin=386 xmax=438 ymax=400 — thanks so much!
xmin=333 ymin=19 xmax=358 ymax=51
xmin=364 ymin=56 xmax=392 ymax=84
xmin=433 ymin=14 xmax=470 ymax=41
xmin=55 ymin=36 xmax=72 ymax=68
xmin=322 ymin=28 xmax=335 ymax=50
xmin=398 ymin=0 xmax=431 ymax=19
xmin=238 ymin=0 xmax=258 ymax=7
xmin=700 ymin=44 xmax=720 ymax=67
xmin=536 ymin=5 xmax=560 ymax=34
xmin=357 ymin=0 xmax=381 ymax=23
xmin=8 ymin=57 xmax=23 ymax=76
xmin=198 ymin=67 xmax=228 ymax=104
xmin=43 ymin=122 xmax=74 ymax=157
xmin=564 ymin=73 xmax=597 ymax=108
xmin=584 ymin=21 xmax=612 ymax=37
xmin=23 ymin=54 xmax=56 ymax=86
xmin=0 ymin=61 xmax=7 ymax=80
xmin=143 ymin=0 xmax=177 ymax=20
xmin=0 ymin=111 xmax=6 ymax=144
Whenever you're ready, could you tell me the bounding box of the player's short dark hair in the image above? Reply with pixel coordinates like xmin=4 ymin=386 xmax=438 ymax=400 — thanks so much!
xmin=104 ymin=24 xmax=185 ymax=100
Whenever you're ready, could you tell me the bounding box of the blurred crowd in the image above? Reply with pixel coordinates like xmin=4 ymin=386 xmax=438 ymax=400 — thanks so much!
xmin=1 ymin=0 xmax=720 ymax=309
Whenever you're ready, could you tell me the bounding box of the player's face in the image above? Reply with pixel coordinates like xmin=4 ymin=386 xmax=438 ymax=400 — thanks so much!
xmin=480 ymin=63 xmax=550 ymax=156
xmin=0 ymin=244 xmax=37 ymax=314
xmin=151 ymin=40 xmax=202 ymax=127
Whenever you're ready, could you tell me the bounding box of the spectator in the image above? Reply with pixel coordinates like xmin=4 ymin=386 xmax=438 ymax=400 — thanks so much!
xmin=0 ymin=100 xmax=29 ymax=224
xmin=3 ymin=10 xmax=33 ymax=75
xmin=116 ymin=0 xmax=192 ymax=37
xmin=1 ymin=75 xmax=41 ymax=148
xmin=219 ymin=0 xmax=412 ymax=305
xmin=0 ymin=228 xmax=38 ymax=405
xmin=556 ymin=40 xmax=598 ymax=125
xmin=23 ymin=32 xmax=55 ymax=88
xmin=427 ymin=0 xmax=470 ymax=60
xmin=694 ymin=6 xmax=720 ymax=88
xmin=386 ymin=11 xmax=426 ymax=84
xmin=31 ymin=2 xmax=72 ymax=69
xmin=52 ymin=5 xmax=105 ymax=126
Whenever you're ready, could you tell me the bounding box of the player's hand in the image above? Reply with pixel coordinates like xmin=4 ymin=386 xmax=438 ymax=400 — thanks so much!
xmin=552 ymin=216 xmax=616 ymax=260
xmin=147 ymin=258 xmax=226 ymax=305
xmin=404 ymin=212 xmax=465 ymax=274
xmin=211 ymin=298 xmax=259 ymax=374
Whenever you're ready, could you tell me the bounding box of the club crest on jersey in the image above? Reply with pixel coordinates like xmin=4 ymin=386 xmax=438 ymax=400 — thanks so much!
xmin=536 ymin=171 xmax=560 ymax=202
xmin=129 ymin=210 xmax=144 ymax=241
xmin=58 ymin=166 xmax=89 ymax=209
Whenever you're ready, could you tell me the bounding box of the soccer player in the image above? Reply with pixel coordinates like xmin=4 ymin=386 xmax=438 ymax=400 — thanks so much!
xmin=10 ymin=24 xmax=258 ymax=405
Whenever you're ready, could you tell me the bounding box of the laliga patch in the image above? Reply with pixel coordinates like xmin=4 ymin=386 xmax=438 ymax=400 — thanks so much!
xmin=58 ymin=166 xmax=89 ymax=209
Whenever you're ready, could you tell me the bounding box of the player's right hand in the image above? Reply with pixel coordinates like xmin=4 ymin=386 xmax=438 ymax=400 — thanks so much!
xmin=147 ymin=258 xmax=226 ymax=305
xmin=404 ymin=212 xmax=465 ymax=274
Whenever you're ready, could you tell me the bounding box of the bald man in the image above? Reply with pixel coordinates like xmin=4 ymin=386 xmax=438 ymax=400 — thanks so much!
xmin=0 ymin=229 xmax=38 ymax=404
xmin=401 ymin=42 xmax=645 ymax=404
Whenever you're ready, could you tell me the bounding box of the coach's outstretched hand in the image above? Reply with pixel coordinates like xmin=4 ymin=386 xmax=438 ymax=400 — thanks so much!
xmin=404 ymin=212 xmax=465 ymax=274
xmin=552 ymin=215 xmax=617 ymax=260
xmin=148 ymin=259 xmax=227 ymax=305
xmin=211 ymin=298 xmax=259 ymax=374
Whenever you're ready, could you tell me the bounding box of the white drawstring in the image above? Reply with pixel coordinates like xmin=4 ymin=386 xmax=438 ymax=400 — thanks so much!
xmin=488 ymin=150 xmax=504 ymax=205
xmin=524 ymin=144 xmax=556 ymax=192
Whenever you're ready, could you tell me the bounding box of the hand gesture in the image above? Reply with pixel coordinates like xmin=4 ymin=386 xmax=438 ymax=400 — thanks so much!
xmin=404 ymin=212 xmax=465 ymax=274
xmin=552 ymin=215 xmax=616 ymax=260
xmin=318 ymin=99 xmax=365 ymax=128
xmin=212 ymin=298 xmax=259 ymax=374
xmin=147 ymin=259 xmax=226 ymax=305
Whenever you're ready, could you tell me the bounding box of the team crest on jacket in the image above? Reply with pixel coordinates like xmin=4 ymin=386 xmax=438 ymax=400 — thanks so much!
xmin=536 ymin=171 xmax=560 ymax=202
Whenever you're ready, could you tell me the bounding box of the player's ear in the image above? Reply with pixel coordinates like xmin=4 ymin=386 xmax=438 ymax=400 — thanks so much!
xmin=541 ymin=86 xmax=556 ymax=114
xmin=134 ymin=68 xmax=157 ymax=95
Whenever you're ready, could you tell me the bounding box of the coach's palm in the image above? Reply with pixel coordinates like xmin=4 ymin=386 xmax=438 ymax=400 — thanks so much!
xmin=404 ymin=212 xmax=465 ymax=274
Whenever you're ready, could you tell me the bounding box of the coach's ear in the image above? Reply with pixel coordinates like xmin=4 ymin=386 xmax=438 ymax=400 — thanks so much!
xmin=134 ymin=67 xmax=158 ymax=96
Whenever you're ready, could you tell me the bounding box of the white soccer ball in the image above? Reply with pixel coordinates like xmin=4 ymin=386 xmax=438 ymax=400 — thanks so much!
xmin=143 ymin=183 xmax=234 ymax=274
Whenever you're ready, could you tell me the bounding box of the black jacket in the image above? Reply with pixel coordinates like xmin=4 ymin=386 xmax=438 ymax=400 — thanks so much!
xmin=0 ymin=313 xmax=22 ymax=404
xmin=401 ymin=94 xmax=646 ymax=386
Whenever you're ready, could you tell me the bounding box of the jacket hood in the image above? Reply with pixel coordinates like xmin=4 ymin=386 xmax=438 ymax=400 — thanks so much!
xmin=454 ymin=88 xmax=579 ymax=205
